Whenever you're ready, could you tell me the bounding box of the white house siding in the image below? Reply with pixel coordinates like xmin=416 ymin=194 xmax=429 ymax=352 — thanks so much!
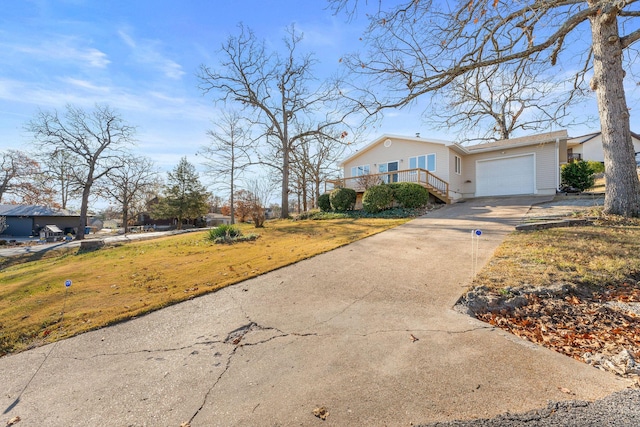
xmin=447 ymin=149 xmax=467 ymax=201
xmin=569 ymin=134 xmax=640 ymax=163
xmin=342 ymin=136 xmax=451 ymax=182
xmin=461 ymin=142 xmax=560 ymax=198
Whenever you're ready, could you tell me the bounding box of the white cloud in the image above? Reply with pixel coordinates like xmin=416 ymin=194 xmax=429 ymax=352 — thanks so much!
xmin=61 ymin=77 xmax=111 ymax=93
xmin=117 ymin=29 xmax=137 ymax=49
xmin=117 ymin=29 xmax=186 ymax=80
xmin=6 ymin=37 xmax=110 ymax=69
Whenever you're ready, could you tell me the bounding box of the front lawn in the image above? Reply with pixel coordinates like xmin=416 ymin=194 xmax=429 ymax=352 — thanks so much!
xmin=0 ymin=218 xmax=407 ymax=356
xmin=462 ymin=213 xmax=640 ymax=377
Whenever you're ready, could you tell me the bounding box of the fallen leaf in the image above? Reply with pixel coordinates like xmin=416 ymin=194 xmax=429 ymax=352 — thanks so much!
xmin=6 ymin=416 xmax=21 ymax=426
xmin=409 ymin=334 xmax=419 ymax=342
xmin=558 ymin=386 xmax=574 ymax=395
xmin=313 ymin=406 xmax=329 ymax=420
xmin=179 ymin=422 xmax=190 ymax=427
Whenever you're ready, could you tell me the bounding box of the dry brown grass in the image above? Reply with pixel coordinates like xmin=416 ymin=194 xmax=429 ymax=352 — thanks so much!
xmin=470 ymin=217 xmax=640 ymax=373
xmin=473 ymin=219 xmax=640 ymax=291
xmin=0 ymin=218 xmax=406 ymax=356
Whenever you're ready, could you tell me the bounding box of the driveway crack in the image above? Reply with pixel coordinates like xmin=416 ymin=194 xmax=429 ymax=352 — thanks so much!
xmin=187 ymin=320 xmax=317 ymax=424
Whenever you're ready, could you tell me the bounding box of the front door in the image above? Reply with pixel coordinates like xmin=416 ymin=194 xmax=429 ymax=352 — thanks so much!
xmin=379 ymin=161 xmax=399 ymax=183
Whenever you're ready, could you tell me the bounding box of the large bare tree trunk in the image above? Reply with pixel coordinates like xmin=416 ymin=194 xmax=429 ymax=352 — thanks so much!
xmin=589 ymin=4 xmax=640 ymax=217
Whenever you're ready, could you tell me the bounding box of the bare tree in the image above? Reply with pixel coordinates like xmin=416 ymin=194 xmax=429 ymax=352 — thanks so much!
xmin=0 ymin=216 xmax=7 ymax=234
xmin=199 ymin=111 xmax=252 ymax=224
xmin=41 ymin=150 xmax=81 ymax=209
xmin=427 ymin=59 xmax=585 ymax=143
xmin=304 ymin=135 xmax=346 ymax=208
xmin=290 ymin=134 xmax=346 ymax=210
xmin=198 ymin=24 xmax=354 ymax=218
xmin=17 ymin=172 xmax=58 ymax=207
xmin=246 ymin=177 xmax=277 ymax=227
xmin=101 ymin=156 xmax=159 ymax=234
xmin=333 ymin=0 xmax=640 ymax=217
xmin=0 ymin=150 xmax=40 ymax=203
xmin=26 ymin=104 xmax=136 ymax=239
xmin=208 ymin=194 xmax=224 ymax=213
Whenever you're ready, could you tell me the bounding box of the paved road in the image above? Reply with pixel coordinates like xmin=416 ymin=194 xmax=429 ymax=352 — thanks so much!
xmin=0 ymin=229 xmax=200 ymax=257
xmin=0 ymin=196 xmax=632 ymax=426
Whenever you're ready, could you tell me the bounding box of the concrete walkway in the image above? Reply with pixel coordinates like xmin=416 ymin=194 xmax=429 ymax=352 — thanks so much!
xmin=0 ymin=196 xmax=631 ymax=426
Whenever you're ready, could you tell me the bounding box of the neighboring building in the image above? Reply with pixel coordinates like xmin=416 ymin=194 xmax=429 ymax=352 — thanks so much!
xmin=330 ymin=130 xmax=568 ymax=205
xmin=0 ymin=205 xmax=81 ymax=237
xmin=567 ymin=131 xmax=640 ymax=163
xmin=39 ymin=224 xmax=64 ymax=242
xmin=206 ymin=213 xmax=232 ymax=226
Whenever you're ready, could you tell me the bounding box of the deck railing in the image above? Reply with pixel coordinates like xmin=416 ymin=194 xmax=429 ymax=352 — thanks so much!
xmin=568 ymin=153 xmax=583 ymax=163
xmin=326 ymin=168 xmax=449 ymax=200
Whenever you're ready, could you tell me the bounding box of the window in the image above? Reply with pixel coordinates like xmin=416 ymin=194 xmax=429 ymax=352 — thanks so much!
xmin=455 ymin=155 xmax=462 ymax=175
xmin=409 ymin=154 xmax=436 ymax=172
xmin=378 ymin=161 xmax=399 ymax=183
xmin=350 ymin=164 xmax=370 ymax=177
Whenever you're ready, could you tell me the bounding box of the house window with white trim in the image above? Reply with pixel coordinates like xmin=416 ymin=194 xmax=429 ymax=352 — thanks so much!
xmin=409 ymin=154 xmax=436 ymax=172
xmin=350 ymin=164 xmax=370 ymax=177
xmin=455 ymin=155 xmax=462 ymax=175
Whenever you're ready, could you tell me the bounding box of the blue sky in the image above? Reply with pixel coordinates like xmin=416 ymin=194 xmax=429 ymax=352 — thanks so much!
xmin=1 ymin=0 xmax=424 ymax=173
xmin=1 ymin=0 xmax=636 ymax=185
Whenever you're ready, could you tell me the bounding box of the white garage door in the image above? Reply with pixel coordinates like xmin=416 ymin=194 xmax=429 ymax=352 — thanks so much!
xmin=476 ymin=155 xmax=535 ymax=197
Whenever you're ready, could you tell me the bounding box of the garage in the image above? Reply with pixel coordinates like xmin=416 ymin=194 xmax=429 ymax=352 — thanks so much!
xmin=476 ymin=154 xmax=535 ymax=197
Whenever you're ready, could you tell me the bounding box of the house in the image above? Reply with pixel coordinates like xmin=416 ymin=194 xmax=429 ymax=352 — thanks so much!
xmin=206 ymin=213 xmax=232 ymax=226
xmin=330 ymin=130 xmax=568 ymax=205
xmin=0 ymin=205 xmax=81 ymax=237
xmin=567 ymin=131 xmax=640 ymax=163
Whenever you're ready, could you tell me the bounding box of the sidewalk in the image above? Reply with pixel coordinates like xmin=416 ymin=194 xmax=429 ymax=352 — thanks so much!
xmin=0 ymin=196 xmax=631 ymax=426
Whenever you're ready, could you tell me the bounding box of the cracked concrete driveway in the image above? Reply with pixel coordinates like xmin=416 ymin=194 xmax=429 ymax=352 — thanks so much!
xmin=1 ymin=196 xmax=632 ymax=426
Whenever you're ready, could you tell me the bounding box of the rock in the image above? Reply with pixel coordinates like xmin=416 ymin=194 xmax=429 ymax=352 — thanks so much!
xmin=583 ymin=349 xmax=640 ymax=376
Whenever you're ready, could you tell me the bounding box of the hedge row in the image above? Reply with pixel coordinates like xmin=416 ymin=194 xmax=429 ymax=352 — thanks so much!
xmin=320 ymin=183 xmax=430 ymax=213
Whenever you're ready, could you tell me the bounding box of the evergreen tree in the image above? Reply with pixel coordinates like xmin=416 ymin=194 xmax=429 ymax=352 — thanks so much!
xmin=153 ymin=157 xmax=209 ymax=229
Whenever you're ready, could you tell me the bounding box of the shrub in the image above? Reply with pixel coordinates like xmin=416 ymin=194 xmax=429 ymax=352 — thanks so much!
xmin=318 ymin=193 xmax=331 ymax=212
xmin=362 ymin=184 xmax=394 ymax=213
xmin=207 ymin=225 xmax=260 ymax=244
xmin=330 ymin=187 xmax=356 ymax=212
xmin=207 ymin=224 xmax=241 ymax=242
xmin=391 ymin=182 xmax=430 ymax=209
xmin=296 ymin=210 xmax=350 ymax=220
xmin=561 ymin=161 xmax=595 ymax=192
xmin=586 ymin=160 xmax=605 ymax=174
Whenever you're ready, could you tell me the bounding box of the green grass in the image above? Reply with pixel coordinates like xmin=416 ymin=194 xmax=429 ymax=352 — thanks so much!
xmin=0 ymin=218 xmax=407 ymax=356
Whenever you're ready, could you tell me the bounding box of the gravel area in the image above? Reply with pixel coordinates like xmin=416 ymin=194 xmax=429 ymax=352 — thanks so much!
xmin=420 ymin=388 xmax=640 ymax=426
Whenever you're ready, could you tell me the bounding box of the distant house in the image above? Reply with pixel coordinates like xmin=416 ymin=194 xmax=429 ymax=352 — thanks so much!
xmin=206 ymin=213 xmax=232 ymax=226
xmin=567 ymin=131 xmax=640 ymax=163
xmin=0 ymin=205 xmax=81 ymax=237
xmin=329 ymin=130 xmax=568 ymax=205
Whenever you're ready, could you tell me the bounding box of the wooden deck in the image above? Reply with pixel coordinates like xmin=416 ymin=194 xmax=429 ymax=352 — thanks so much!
xmin=326 ymin=169 xmax=451 ymax=204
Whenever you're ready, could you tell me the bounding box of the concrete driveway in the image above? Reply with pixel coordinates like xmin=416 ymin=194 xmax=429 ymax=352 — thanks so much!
xmin=0 ymin=196 xmax=631 ymax=426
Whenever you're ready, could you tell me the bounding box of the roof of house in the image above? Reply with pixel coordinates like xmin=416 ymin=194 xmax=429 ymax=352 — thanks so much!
xmin=459 ymin=130 xmax=568 ymax=154
xmin=340 ymin=134 xmax=453 ymax=166
xmin=340 ymin=131 xmax=569 ymax=165
xmin=0 ymin=205 xmax=78 ymax=217
xmin=568 ymin=130 xmax=640 ymax=145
